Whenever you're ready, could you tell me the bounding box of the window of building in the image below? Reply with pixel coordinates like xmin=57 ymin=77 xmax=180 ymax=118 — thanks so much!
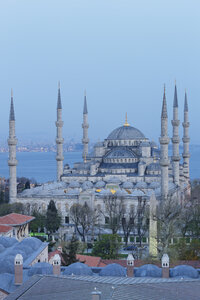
xmin=105 ymin=216 xmax=109 ymax=224
xmin=65 ymin=216 xmax=69 ymax=224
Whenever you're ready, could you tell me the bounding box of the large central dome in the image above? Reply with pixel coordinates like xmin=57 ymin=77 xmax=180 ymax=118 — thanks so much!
xmin=107 ymin=125 xmax=145 ymax=140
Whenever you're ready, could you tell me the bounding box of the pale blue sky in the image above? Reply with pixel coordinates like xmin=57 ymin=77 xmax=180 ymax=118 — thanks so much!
xmin=0 ymin=0 xmax=199 ymax=144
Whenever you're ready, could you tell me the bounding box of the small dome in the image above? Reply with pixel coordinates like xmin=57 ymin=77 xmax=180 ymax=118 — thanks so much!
xmin=107 ymin=125 xmax=145 ymax=140
xmin=149 ymin=182 xmax=160 ymax=189
xmin=170 ymin=265 xmax=199 ymax=279
xmin=122 ymin=181 xmax=134 ymax=189
xmin=99 ymin=263 xmax=126 ymax=277
xmin=136 ymin=182 xmax=147 ymax=189
xmin=95 ymin=181 xmax=106 ymax=188
xmin=132 ymin=189 xmax=145 ymax=197
xmin=68 ymin=181 xmax=80 ymax=188
xmin=135 ymin=264 xmax=162 ymax=277
xmin=82 ymin=181 xmax=93 ymax=190
xmin=28 ymin=262 xmax=53 ymax=276
xmin=63 ymin=262 xmax=93 ymax=276
xmin=116 ymin=189 xmax=128 ymax=197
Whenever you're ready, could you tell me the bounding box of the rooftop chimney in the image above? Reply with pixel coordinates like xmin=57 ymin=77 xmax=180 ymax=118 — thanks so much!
xmin=127 ymin=253 xmax=134 ymax=277
xmin=162 ymin=253 xmax=169 ymax=278
xmin=53 ymin=254 xmax=61 ymax=276
xmin=14 ymin=254 xmax=23 ymax=285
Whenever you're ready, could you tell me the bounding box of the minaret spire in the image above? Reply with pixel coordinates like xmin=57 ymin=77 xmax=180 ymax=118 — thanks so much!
xmin=82 ymin=90 xmax=89 ymax=160
xmin=182 ymin=90 xmax=190 ymax=180
xmin=171 ymin=83 xmax=180 ymax=186
xmin=55 ymin=82 xmax=64 ymax=181
xmin=159 ymin=85 xmax=170 ymax=199
xmin=8 ymin=89 xmax=18 ymax=202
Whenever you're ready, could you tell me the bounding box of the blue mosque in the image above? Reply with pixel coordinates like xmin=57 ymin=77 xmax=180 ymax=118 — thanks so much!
xmin=7 ymin=84 xmax=190 ymax=234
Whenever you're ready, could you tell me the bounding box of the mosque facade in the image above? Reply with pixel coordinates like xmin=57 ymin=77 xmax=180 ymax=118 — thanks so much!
xmin=8 ymin=84 xmax=190 ymax=241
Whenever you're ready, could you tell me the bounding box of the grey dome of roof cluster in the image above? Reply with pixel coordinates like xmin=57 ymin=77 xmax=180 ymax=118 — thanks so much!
xmin=0 ymin=237 xmax=47 ymax=275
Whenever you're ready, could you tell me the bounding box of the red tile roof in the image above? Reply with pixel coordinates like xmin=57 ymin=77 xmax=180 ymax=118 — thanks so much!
xmin=0 ymin=213 xmax=35 ymax=226
xmin=76 ymin=255 xmax=104 ymax=267
xmin=0 ymin=225 xmax=12 ymax=233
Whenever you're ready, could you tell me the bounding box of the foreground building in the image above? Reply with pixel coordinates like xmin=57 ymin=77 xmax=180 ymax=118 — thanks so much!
xmin=0 ymin=213 xmax=35 ymax=241
xmin=7 ymin=84 xmax=190 ymax=241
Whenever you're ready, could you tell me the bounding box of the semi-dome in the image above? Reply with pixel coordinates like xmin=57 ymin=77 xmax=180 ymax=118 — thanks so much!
xmin=105 ymin=148 xmax=136 ymax=158
xmin=107 ymin=125 xmax=145 ymax=140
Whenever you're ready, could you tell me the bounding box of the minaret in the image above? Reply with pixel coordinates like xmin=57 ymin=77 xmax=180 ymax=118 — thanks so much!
xmin=159 ymin=86 xmax=170 ymax=199
xmin=82 ymin=90 xmax=89 ymax=160
xmin=55 ymin=82 xmax=64 ymax=181
xmin=182 ymin=91 xmax=190 ymax=179
xmin=171 ymin=83 xmax=180 ymax=186
xmin=8 ymin=89 xmax=18 ymax=203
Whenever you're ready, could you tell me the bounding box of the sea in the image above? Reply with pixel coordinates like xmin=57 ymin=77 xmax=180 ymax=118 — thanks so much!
xmin=0 ymin=146 xmax=199 ymax=183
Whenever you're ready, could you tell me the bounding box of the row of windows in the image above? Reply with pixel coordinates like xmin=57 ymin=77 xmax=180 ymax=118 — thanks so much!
xmin=100 ymin=168 xmax=136 ymax=174
xmin=106 ymin=140 xmax=140 ymax=147
xmin=103 ymin=158 xmax=138 ymax=163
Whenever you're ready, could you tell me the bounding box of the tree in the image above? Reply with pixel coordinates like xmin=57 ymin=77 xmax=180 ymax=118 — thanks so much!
xmin=173 ymin=238 xmax=200 ymax=260
xmin=103 ymin=194 xmax=124 ymax=234
xmin=121 ymin=204 xmax=137 ymax=246
xmin=179 ymin=185 xmax=200 ymax=239
xmin=0 ymin=202 xmax=25 ymax=216
xmin=46 ymin=200 xmax=61 ymax=233
xmin=70 ymin=202 xmax=98 ymax=242
xmin=29 ymin=210 xmax=46 ymax=232
xmin=92 ymin=234 xmax=122 ymax=259
xmin=62 ymin=234 xmax=79 ymax=266
xmin=136 ymin=197 xmax=149 ymax=247
xmin=25 ymin=181 xmax=30 ymax=189
xmin=155 ymin=195 xmax=183 ymax=255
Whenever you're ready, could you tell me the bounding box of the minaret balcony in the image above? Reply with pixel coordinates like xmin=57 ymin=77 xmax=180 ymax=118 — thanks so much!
xmin=82 ymin=123 xmax=89 ymax=129
xmin=160 ymin=158 xmax=170 ymax=166
xmin=172 ymin=155 xmax=181 ymax=162
xmin=8 ymin=159 xmax=18 ymax=166
xmin=182 ymin=153 xmax=190 ymax=158
xmin=159 ymin=137 xmax=170 ymax=145
xmin=56 ymin=155 xmax=64 ymax=161
xmin=171 ymin=120 xmax=180 ymax=126
xmin=182 ymin=122 xmax=190 ymax=128
xmin=8 ymin=138 xmax=17 ymax=146
xmin=172 ymin=136 xmax=180 ymax=144
xmin=55 ymin=121 xmax=63 ymax=127
xmin=56 ymin=138 xmax=64 ymax=144
xmin=82 ymin=138 xmax=89 ymax=143
xmin=182 ymin=137 xmax=190 ymax=143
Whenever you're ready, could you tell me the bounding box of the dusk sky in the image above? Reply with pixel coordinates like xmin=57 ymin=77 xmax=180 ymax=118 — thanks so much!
xmin=0 ymin=0 xmax=199 ymax=144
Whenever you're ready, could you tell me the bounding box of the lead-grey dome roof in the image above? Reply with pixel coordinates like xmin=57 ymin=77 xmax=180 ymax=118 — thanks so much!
xmin=107 ymin=125 xmax=145 ymax=140
xmin=63 ymin=262 xmax=93 ymax=276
